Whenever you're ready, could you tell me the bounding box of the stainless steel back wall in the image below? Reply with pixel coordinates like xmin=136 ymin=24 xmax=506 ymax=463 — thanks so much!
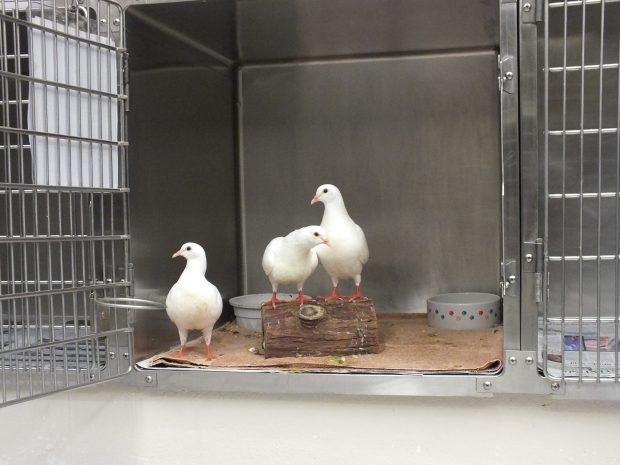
xmin=237 ymin=0 xmax=499 ymax=62
xmin=240 ymin=51 xmax=502 ymax=311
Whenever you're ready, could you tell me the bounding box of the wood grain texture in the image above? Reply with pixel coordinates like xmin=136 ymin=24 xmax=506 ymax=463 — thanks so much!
xmin=261 ymin=299 xmax=380 ymax=358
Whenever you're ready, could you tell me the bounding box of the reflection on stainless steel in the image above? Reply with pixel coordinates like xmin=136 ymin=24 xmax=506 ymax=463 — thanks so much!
xmin=240 ymin=52 xmax=501 ymax=311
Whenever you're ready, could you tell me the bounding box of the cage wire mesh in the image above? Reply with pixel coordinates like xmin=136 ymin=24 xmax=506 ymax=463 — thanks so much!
xmin=0 ymin=0 xmax=131 ymax=406
xmin=543 ymin=0 xmax=620 ymax=381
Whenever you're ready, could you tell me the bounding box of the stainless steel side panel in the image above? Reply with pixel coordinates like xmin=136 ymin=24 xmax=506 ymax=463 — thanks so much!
xmin=240 ymin=51 xmax=502 ymax=312
xmin=127 ymin=67 xmax=238 ymax=320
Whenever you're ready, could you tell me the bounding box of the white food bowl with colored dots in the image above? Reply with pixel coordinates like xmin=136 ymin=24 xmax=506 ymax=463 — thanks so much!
xmin=427 ymin=293 xmax=501 ymax=330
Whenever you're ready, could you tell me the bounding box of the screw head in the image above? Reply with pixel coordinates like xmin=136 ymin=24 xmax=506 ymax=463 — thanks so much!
xmin=526 ymin=253 xmax=533 ymax=263
xmin=483 ymin=381 xmax=492 ymax=390
xmin=100 ymin=18 xmax=107 ymax=24
xmin=509 ymin=356 xmax=517 ymax=365
xmin=123 ymin=352 xmax=129 ymax=359
xmin=525 ymin=356 xmax=534 ymax=365
xmin=551 ymin=382 xmax=560 ymax=391
xmin=113 ymin=18 xmax=121 ymax=26
xmin=505 ymin=71 xmax=514 ymax=81
xmin=109 ymin=351 xmax=116 ymax=359
xmin=523 ymin=3 xmax=532 ymax=12
xmin=145 ymin=375 xmax=153 ymax=384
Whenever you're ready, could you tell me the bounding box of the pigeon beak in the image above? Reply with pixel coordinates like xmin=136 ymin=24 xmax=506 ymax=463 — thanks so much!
xmin=311 ymin=195 xmax=320 ymax=205
xmin=172 ymin=249 xmax=184 ymax=259
xmin=322 ymin=239 xmax=330 ymax=246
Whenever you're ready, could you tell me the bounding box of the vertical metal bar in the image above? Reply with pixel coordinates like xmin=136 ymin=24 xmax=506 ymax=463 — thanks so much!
xmin=58 ymin=195 xmax=69 ymax=387
xmin=543 ymin=0 xmax=550 ymax=378
xmin=578 ymin=0 xmax=587 ymax=382
xmin=615 ymin=34 xmax=620 ymax=383
xmin=561 ymin=0 xmax=568 ymax=381
xmin=596 ymin=0 xmax=605 ymax=383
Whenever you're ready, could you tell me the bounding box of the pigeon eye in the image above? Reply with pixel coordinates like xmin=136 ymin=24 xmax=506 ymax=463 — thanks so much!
xmin=323 ymin=188 xmax=328 ymax=194
xmin=186 ymin=246 xmax=192 ymax=251
xmin=313 ymin=232 xmax=319 ymax=237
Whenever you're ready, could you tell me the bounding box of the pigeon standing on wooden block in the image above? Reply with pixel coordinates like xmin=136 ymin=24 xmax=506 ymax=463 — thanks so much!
xmin=262 ymin=226 xmax=330 ymax=308
xmin=165 ymin=242 xmax=223 ymax=360
xmin=311 ymin=184 xmax=370 ymax=301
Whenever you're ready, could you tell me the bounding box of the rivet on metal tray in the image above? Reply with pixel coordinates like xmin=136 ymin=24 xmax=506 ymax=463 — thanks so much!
xmin=89 ymin=373 xmax=95 ymax=381
xmin=509 ymin=356 xmax=517 ymax=365
xmin=525 ymin=356 xmax=534 ymax=365
xmin=113 ymin=18 xmax=120 ymax=26
xmin=523 ymin=3 xmax=532 ymax=12
xmin=109 ymin=351 xmax=116 ymax=359
xmin=525 ymin=253 xmax=533 ymax=263
xmin=482 ymin=381 xmax=492 ymax=390
xmin=550 ymin=382 xmax=560 ymax=392
xmin=145 ymin=375 xmax=153 ymax=384
xmin=100 ymin=18 xmax=107 ymax=24
xmin=123 ymin=352 xmax=129 ymax=359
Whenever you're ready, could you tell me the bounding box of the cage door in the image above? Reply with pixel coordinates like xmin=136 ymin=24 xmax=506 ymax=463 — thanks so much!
xmin=0 ymin=0 xmax=131 ymax=406
xmin=541 ymin=0 xmax=620 ymax=381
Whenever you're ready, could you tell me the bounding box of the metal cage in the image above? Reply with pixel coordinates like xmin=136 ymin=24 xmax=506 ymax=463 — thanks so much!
xmin=3 ymin=0 xmax=620 ymax=403
xmin=542 ymin=0 xmax=620 ymax=382
xmin=0 ymin=0 xmax=130 ymax=406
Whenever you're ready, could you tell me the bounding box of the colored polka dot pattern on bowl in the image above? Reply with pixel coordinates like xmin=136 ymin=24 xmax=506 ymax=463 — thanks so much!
xmin=426 ymin=306 xmax=500 ymax=326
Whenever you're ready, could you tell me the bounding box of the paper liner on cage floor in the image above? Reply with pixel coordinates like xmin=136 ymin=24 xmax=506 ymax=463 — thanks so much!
xmin=143 ymin=315 xmax=503 ymax=373
xmin=261 ymin=298 xmax=381 ymax=358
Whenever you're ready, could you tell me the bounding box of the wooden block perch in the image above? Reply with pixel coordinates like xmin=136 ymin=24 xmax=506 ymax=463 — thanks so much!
xmin=261 ymin=299 xmax=381 ymax=358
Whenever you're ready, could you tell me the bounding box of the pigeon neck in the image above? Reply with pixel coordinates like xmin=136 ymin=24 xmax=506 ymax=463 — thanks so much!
xmin=286 ymin=231 xmax=315 ymax=252
xmin=323 ymin=199 xmax=350 ymax=222
xmin=183 ymin=257 xmax=207 ymax=276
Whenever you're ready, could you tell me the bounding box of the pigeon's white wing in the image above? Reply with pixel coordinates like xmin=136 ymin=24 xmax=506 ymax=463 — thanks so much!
xmin=262 ymin=237 xmax=282 ymax=277
xmin=355 ymin=224 xmax=370 ymax=265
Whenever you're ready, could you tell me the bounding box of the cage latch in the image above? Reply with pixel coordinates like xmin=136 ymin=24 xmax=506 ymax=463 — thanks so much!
xmin=498 ymin=55 xmax=515 ymax=94
xmin=501 ymin=259 xmax=517 ymax=297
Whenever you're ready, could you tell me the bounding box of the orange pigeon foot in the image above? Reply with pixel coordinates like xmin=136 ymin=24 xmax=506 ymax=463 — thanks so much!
xmin=205 ymin=344 xmax=216 ymax=361
xmin=263 ymin=292 xmax=286 ymax=309
xmin=289 ymin=290 xmax=316 ymax=306
xmin=346 ymin=286 xmax=369 ymax=302
xmin=171 ymin=344 xmax=186 ymax=357
xmin=320 ymin=287 xmax=343 ymax=301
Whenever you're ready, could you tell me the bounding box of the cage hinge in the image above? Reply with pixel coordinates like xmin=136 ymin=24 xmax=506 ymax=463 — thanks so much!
xmin=498 ymin=55 xmax=515 ymax=94
xmin=523 ymin=239 xmax=544 ymax=302
xmin=521 ymin=0 xmax=542 ymax=24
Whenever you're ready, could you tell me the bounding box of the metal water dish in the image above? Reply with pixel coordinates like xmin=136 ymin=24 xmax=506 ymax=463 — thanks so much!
xmin=427 ymin=293 xmax=501 ymax=330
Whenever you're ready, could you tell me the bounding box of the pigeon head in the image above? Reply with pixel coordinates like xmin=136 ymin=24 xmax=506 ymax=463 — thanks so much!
xmin=296 ymin=225 xmax=329 ymax=248
xmin=310 ymin=184 xmax=342 ymax=205
xmin=172 ymin=242 xmax=206 ymax=261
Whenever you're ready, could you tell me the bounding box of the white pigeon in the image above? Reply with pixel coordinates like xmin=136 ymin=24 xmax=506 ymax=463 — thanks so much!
xmin=262 ymin=226 xmax=330 ymax=308
xmin=165 ymin=242 xmax=223 ymax=360
xmin=311 ymin=184 xmax=370 ymax=301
